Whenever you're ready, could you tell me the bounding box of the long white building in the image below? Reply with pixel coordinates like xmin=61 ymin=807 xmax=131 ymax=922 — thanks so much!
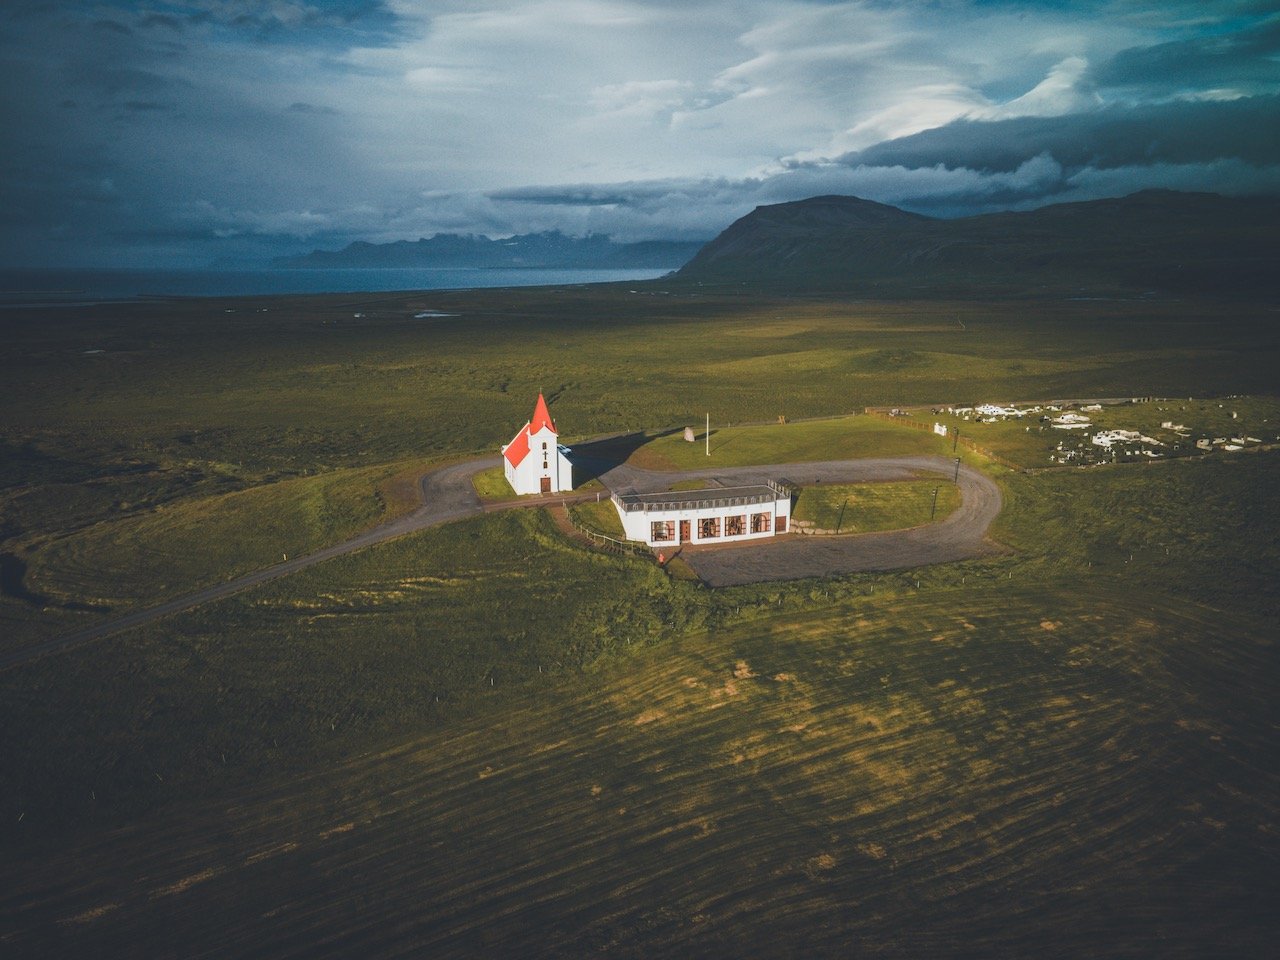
xmin=612 ymin=481 xmax=791 ymax=547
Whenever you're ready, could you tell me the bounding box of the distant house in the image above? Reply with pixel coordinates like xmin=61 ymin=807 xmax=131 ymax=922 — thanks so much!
xmin=1051 ymin=412 xmax=1091 ymax=429
xmin=612 ymin=482 xmax=792 ymax=547
xmin=974 ymin=403 xmax=1027 ymax=419
xmin=1092 ymin=429 xmax=1161 ymax=449
xmin=502 ymin=393 xmax=573 ymax=495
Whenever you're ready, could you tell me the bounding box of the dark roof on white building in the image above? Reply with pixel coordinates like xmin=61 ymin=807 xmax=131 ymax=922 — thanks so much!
xmin=613 ymin=481 xmax=789 ymax=513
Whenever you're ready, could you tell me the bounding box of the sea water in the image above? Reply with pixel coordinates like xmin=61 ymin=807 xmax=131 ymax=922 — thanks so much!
xmin=0 ymin=266 xmax=676 ymax=306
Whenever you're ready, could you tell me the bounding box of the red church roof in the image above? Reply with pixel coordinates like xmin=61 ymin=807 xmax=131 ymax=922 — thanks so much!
xmin=502 ymin=393 xmax=557 ymax=468
xmin=530 ymin=392 xmax=556 ymax=434
xmin=503 ymin=425 xmax=530 ymax=467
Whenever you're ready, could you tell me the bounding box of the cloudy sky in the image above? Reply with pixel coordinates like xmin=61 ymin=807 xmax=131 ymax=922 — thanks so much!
xmin=3 ymin=0 xmax=1279 ymax=266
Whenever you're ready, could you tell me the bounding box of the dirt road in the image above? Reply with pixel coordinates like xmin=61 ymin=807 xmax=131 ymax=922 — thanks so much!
xmin=0 ymin=457 xmax=501 ymax=672
xmin=1 ymin=455 xmax=1001 ymax=670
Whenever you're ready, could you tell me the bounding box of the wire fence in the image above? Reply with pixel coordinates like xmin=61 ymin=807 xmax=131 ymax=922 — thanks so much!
xmin=863 ymin=408 xmax=1024 ymax=472
xmin=563 ymin=507 xmax=652 ymax=558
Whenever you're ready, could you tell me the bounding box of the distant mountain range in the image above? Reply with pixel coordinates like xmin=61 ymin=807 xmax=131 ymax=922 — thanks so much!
xmin=673 ymin=190 xmax=1280 ymax=298
xmin=273 ymin=231 xmax=706 ymax=271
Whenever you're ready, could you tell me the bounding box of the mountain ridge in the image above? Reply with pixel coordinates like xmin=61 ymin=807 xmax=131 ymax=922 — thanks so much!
xmin=673 ymin=190 xmax=1280 ymax=298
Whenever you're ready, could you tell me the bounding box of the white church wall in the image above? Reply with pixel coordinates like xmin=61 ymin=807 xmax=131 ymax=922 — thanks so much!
xmin=505 ymin=424 xmax=572 ymax=495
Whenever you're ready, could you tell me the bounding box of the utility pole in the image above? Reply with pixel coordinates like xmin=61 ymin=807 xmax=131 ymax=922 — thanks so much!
xmin=953 ymin=457 xmax=961 ymax=484
xmin=952 ymin=428 xmax=959 ymax=452
xmin=930 ymin=485 xmax=939 ymax=521
xmin=706 ymin=412 xmax=710 ymax=457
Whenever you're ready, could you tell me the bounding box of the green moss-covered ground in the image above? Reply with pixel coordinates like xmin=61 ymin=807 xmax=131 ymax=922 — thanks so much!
xmin=792 ymin=479 xmax=962 ymax=532
xmin=1 ymin=286 xmax=1277 ymax=957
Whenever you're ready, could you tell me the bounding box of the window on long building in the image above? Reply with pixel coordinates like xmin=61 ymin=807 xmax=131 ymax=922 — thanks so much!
xmin=725 ymin=514 xmax=745 ymax=537
xmin=698 ymin=517 xmax=720 ymax=539
xmin=651 ymin=520 xmax=675 ymax=542
xmin=751 ymin=512 xmax=771 ymax=533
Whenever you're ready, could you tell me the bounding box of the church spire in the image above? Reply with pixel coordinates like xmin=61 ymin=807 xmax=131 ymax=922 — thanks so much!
xmin=530 ymin=392 xmax=556 ymax=435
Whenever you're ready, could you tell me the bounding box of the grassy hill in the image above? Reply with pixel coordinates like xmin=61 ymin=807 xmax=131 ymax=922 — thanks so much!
xmin=2 ymin=460 xmax=1276 ymax=956
xmin=0 ymin=285 xmax=1276 ymax=957
xmin=673 ymin=190 xmax=1280 ymax=298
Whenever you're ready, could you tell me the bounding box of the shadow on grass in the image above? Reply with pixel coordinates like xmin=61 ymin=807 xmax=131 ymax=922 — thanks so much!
xmin=710 ymin=430 xmax=734 ymax=455
xmin=0 ymin=552 xmax=110 ymax=612
xmin=0 ymin=553 xmax=47 ymax=606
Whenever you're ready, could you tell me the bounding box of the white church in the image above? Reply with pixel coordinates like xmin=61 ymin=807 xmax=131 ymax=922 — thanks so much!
xmin=502 ymin=393 xmax=574 ymax=495
xmin=500 ymin=394 xmax=792 ymax=549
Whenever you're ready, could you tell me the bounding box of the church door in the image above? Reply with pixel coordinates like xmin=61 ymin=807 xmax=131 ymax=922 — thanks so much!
xmin=540 ymin=476 xmax=551 ymax=493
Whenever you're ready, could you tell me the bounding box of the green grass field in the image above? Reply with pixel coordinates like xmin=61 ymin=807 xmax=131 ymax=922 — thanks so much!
xmin=629 ymin=414 xmax=951 ymax=469
xmin=1 ymin=285 xmax=1277 ymax=957
xmin=793 ymin=479 xmax=962 ymax=532
xmin=473 ymin=464 xmax=607 ymax=501
xmin=471 ymin=464 xmax=514 ymax=501
xmin=3 ymin=569 xmax=1274 ymax=957
xmin=568 ymin=497 xmax=627 ymax=540
xmin=0 ymin=461 xmax=419 ymax=653
xmin=4 ymin=290 xmax=1275 ymax=495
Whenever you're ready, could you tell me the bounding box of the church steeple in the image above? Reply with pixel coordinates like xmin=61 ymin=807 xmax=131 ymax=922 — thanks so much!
xmin=530 ymin=392 xmax=556 ymax=435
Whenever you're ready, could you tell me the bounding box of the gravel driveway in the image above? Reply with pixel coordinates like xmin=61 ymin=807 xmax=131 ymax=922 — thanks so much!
xmin=591 ymin=456 xmax=1004 ymax=587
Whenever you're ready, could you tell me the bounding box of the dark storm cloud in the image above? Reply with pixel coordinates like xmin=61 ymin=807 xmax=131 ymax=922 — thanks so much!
xmin=286 ymin=101 xmax=340 ymax=114
xmin=1091 ymin=15 xmax=1280 ymax=91
xmin=489 ymin=186 xmax=670 ymax=207
xmin=140 ymin=13 xmax=186 ymax=32
xmin=835 ymin=96 xmax=1280 ymax=175
xmin=0 ymin=0 xmax=399 ymax=265
xmin=171 ymin=0 xmax=402 ymax=45
xmin=91 ymin=18 xmax=133 ymax=36
xmin=122 ymin=100 xmax=174 ymax=112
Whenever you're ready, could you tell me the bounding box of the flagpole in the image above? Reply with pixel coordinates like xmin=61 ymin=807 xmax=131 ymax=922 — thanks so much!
xmin=706 ymin=412 xmax=710 ymax=456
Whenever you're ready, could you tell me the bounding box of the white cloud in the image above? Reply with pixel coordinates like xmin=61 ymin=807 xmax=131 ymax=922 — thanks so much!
xmin=783 ymin=84 xmax=987 ymax=165
xmin=969 ymin=56 xmax=1102 ymax=120
xmin=589 ymin=79 xmax=692 ymax=119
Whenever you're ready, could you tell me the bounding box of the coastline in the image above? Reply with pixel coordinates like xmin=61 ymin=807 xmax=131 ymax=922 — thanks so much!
xmin=0 ymin=265 xmax=677 ymax=306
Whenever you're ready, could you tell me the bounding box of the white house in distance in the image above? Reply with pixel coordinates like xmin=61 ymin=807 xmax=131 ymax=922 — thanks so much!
xmin=502 ymin=393 xmax=573 ymax=495
xmin=613 ymin=482 xmax=791 ymax=547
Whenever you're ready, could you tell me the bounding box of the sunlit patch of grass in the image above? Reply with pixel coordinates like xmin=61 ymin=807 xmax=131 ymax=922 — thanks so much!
xmin=471 ymin=465 xmax=514 ymax=501
xmin=793 ymin=479 xmax=962 ymax=532
xmin=631 ymin=416 xmax=949 ymax=470
xmin=708 ymin=348 xmax=1081 ymax=383
xmin=568 ymin=498 xmax=626 ymax=540
xmin=24 ymin=462 xmax=405 ymax=615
